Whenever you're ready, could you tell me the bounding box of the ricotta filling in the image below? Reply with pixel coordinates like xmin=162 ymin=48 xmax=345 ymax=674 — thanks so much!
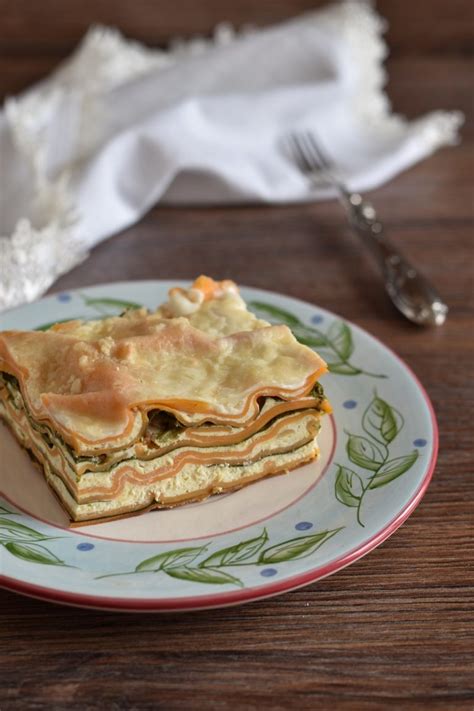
xmin=1 ymin=372 xmax=326 ymax=521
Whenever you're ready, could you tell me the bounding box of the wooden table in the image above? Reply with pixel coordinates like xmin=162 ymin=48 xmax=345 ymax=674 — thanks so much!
xmin=1 ymin=1 xmax=473 ymax=708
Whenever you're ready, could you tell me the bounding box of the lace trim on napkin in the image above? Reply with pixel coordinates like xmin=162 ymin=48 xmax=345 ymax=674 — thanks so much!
xmin=0 ymin=21 xmax=253 ymax=311
xmin=1 ymin=27 xmax=173 ymax=312
xmin=0 ymin=0 xmax=463 ymax=312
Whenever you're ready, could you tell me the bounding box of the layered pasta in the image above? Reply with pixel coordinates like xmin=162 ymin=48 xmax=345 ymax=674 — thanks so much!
xmin=0 ymin=277 xmax=331 ymax=524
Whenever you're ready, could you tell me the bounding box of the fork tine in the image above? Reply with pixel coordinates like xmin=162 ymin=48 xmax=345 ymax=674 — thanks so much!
xmin=299 ymin=132 xmax=325 ymax=172
xmin=304 ymin=132 xmax=331 ymax=171
xmin=298 ymin=131 xmax=347 ymax=194
xmin=287 ymin=133 xmax=319 ymax=174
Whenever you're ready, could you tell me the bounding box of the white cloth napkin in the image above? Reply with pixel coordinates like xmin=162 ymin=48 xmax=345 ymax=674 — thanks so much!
xmin=0 ymin=0 xmax=463 ymax=312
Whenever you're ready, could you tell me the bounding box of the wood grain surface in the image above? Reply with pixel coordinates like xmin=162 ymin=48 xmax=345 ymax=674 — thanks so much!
xmin=1 ymin=1 xmax=473 ymax=709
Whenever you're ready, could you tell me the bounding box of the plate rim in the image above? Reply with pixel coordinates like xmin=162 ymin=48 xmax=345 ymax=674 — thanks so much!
xmin=0 ymin=280 xmax=439 ymax=611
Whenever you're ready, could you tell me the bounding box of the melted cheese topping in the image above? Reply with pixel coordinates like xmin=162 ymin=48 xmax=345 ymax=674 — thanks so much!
xmin=0 ymin=278 xmax=327 ymax=450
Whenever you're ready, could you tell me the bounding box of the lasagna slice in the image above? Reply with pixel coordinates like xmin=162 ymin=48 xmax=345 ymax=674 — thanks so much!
xmin=0 ymin=276 xmax=331 ymax=525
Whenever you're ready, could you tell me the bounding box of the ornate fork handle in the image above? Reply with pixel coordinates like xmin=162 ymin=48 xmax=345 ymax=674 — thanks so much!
xmin=340 ymin=192 xmax=448 ymax=326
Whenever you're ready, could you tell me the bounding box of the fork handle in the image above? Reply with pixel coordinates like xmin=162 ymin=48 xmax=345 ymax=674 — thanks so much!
xmin=338 ymin=192 xmax=448 ymax=326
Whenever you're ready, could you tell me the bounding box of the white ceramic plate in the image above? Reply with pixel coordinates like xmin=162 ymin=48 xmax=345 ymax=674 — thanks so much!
xmin=0 ymin=281 xmax=437 ymax=611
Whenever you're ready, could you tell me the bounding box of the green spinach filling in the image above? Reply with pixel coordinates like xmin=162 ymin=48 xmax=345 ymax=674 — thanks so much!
xmin=0 ymin=371 xmax=328 ymax=472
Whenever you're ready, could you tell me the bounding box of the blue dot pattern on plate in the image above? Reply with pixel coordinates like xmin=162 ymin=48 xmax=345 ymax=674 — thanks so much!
xmin=260 ymin=568 xmax=278 ymax=578
xmin=311 ymin=314 xmax=324 ymax=324
xmin=57 ymin=292 xmax=72 ymax=302
xmin=295 ymin=521 xmax=313 ymax=531
xmin=343 ymin=400 xmax=357 ymax=409
xmin=413 ymin=439 xmax=427 ymax=447
xmin=76 ymin=543 xmax=95 ymax=551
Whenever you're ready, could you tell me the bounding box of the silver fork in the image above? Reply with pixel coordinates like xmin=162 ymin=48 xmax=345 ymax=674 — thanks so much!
xmin=287 ymin=132 xmax=448 ymax=326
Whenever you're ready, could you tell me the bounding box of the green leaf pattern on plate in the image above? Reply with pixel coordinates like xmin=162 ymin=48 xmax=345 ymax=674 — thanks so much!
xmin=199 ymin=529 xmax=268 ymax=568
xmin=335 ymin=392 xmax=419 ymax=526
xmin=369 ymin=452 xmax=420 ymax=489
xmin=327 ymin=321 xmax=353 ymax=361
xmin=82 ymin=297 xmax=142 ymax=312
xmin=362 ymin=394 xmax=403 ymax=444
xmin=4 ymin=541 xmax=66 ymax=566
xmin=0 ymin=516 xmax=61 ymax=541
xmin=247 ymin=301 xmax=386 ymax=378
xmin=35 ymin=294 xmax=144 ymax=330
xmin=334 ymin=466 xmax=364 ymax=508
xmin=97 ymin=527 xmax=343 ymax=587
xmin=135 ymin=546 xmax=207 ymax=572
xmin=165 ymin=566 xmax=244 ymax=588
xmin=258 ymin=529 xmax=343 ymax=564
xmin=346 ymin=434 xmax=387 ymax=471
xmin=0 ymin=511 xmax=66 ymax=566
